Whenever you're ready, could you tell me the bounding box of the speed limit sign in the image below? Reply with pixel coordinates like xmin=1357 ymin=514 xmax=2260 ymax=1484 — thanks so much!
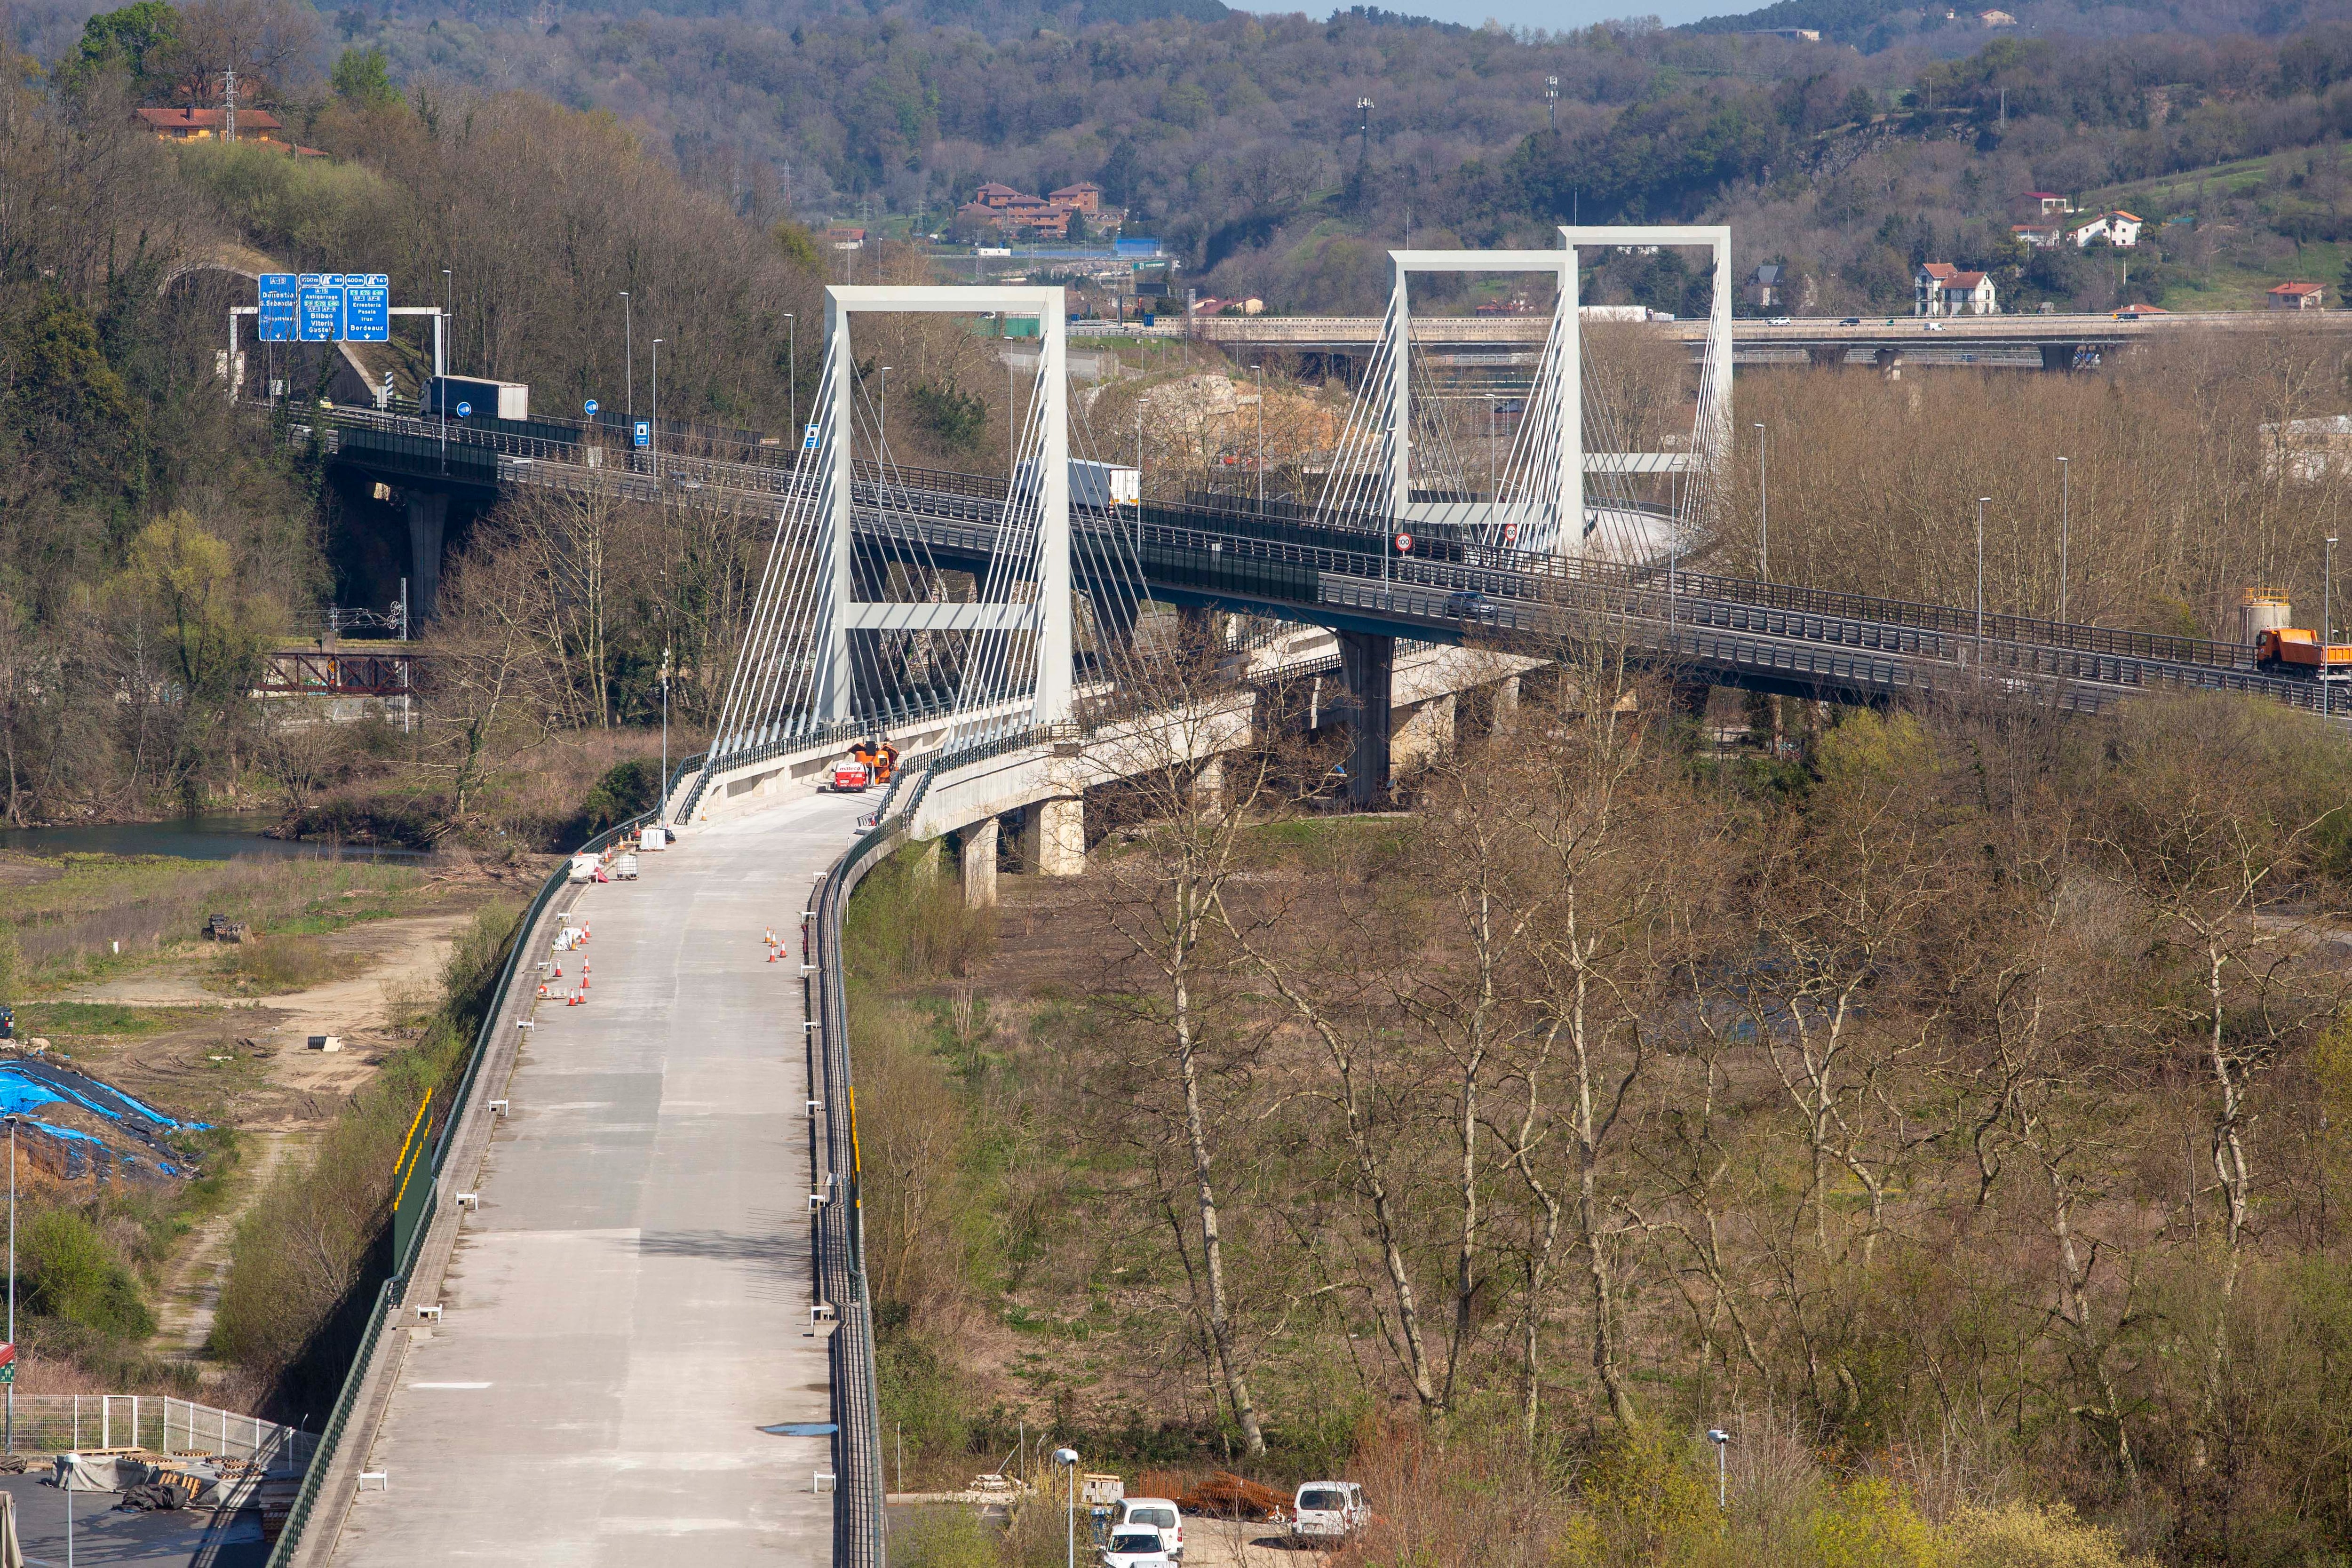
xmin=1394 ymin=532 xmax=1414 ymax=554
xmin=1502 ymin=522 xmax=1519 ymax=545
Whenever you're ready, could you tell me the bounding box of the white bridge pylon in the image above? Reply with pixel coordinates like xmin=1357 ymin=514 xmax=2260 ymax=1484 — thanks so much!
xmin=703 ymin=285 xmax=1073 ymax=772
xmin=1316 ymin=226 xmax=1732 ymax=566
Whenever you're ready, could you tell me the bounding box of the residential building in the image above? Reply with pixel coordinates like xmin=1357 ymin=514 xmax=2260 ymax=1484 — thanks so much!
xmin=822 ymin=225 xmax=866 ymax=249
xmin=2270 ymin=280 xmax=2327 ymax=310
xmin=1048 ymin=182 xmax=1102 ymax=215
xmin=1978 ymin=8 xmax=2016 ymax=24
xmin=134 ymin=105 xmax=325 ymax=155
xmin=2011 ymin=223 xmax=2061 ymax=249
xmin=1916 ymin=262 xmax=1997 ymax=316
xmin=974 ymin=182 xmax=1023 ymax=209
xmin=1745 ymin=263 xmax=1784 ymax=309
xmin=2023 ymin=191 xmax=2074 ymax=216
xmin=2070 ymin=210 xmax=2144 ymax=248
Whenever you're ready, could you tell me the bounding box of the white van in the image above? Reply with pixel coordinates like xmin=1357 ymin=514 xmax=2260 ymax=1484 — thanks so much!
xmin=1110 ymin=1499 xmax=1182 ymax=1560
xmin=1288 ymin=1481 xmax=1367 ymax=1542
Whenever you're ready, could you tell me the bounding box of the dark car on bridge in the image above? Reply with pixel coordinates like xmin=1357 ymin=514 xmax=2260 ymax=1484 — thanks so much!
xmin=1446 ymin=589 xmax=1495 ymax=621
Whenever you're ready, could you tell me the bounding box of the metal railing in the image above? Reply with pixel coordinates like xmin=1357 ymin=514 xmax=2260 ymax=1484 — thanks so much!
xmin=263 ymin=752 xmax=705 ymax=1566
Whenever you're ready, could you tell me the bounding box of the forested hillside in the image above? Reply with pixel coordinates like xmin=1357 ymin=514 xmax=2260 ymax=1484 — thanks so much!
xmin=31 ymin=0 xmax=2352 ymax=315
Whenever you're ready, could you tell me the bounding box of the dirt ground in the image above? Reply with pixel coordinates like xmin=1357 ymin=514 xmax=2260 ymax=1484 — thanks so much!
xmin=17 ymin=866 xmax=526 ymax=1377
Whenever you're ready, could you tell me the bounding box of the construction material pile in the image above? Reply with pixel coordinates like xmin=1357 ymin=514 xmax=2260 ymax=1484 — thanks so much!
xmin=1173 ymin=1472 xmax=1287 ymax=1520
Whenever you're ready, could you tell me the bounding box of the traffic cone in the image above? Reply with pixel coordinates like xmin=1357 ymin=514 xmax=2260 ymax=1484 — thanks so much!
xmin=553 ymin=963 xmax=563 ymax=977
xmin=568 ymin=992 xmax=580 ymax=1006
xmin=768 ymin=951 xmax=777 ymax=963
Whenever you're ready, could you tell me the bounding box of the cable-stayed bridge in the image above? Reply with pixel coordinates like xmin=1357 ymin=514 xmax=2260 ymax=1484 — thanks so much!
xmin=278 ymin=237 xmax=2339 ymax=1568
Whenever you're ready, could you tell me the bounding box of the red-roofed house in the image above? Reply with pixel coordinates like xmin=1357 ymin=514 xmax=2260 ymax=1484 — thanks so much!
xmin=2270 ymin=281 xmax=2327 ymax=310
xmin=2071 ymin=210 xmax=2144 ymax=248
xmin=975 ymin=182 xmax=1023 ymax=209
xmin=1915 ymin=262 xmax=1997 ymax=317
xmin=134 ymin=104 xmax=323 ymax=154
xmin=1048 ymin=182 xmax=1102 ymax=215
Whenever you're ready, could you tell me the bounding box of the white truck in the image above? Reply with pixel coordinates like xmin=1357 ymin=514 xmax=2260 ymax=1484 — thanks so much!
xmin=1287 ymin=1481 xmax=1367 ymax=1543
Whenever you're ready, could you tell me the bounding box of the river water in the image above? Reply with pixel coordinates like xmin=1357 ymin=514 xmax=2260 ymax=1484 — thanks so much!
xmin=0 ymin=814 xmax=426 ymax=863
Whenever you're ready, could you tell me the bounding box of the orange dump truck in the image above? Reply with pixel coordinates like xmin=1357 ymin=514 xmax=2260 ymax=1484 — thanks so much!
xmin=2255 ymin=628 xmax=2352 ymax=680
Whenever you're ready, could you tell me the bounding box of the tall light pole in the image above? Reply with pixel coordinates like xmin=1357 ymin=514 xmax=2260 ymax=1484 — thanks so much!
xmin=1707 ymin=1429 xmax=1730 ymax=1510
xmin=6 ymin=1114 xmax=15 ymax=1456
xmin=1054 ymin=1448 xmax=1080 ymax=1568
xmin=1976 ymin=496 xmax=1990 ymax=665
xmin=879 ymin=366 xmax=892 ymax=457
xmin=2328 ymin=534 xmax=2339 ymax=722
xmin=784 ymin=312 xmax=797 ymax=452
xmin=1255 ymin=363 xmax=1265 ymax=509
xmin=2057 ymin=455 xmax=2069 ymax=624
xmin=1755 ymin=422 xmax=1768 ymax=578
xmin=621 ymin=291 xmax=632 ymax=428
xmin=440 ymin=269 xmax=453 ymax=474
xmin=658 ymin=644 xmax=672 ymax=823
xmin=651 ymin=339 xmax=663 ymax=482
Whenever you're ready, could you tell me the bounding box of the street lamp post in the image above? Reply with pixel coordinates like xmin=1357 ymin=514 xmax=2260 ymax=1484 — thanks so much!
xmin=2057 ymin=456 xmax=2070 ymax=624
xmin=784 ymin=313 xmax=797 ymax=458
xmin=440 ymin=268 xmax=453 ymax=474
xmin=1976 ymin=496 xmax=1990 ymax=666
xmin=2328 ymin=535 xmax=2339 ymax=722
xmin=651 ymin=339 xmax=663 ymax=482
xmin=621 ymin=291 xmax=632 ymax=428
xmin=880 ymin=366 xmax=892 ymax=457
xmin=1755 ymin=422 xmax=1768 ymax=578
xmin=1255 ymin=363 xmax=1265 ymax=509
xmin=659 ymin=645 xmax=671 ymax=824
xmin=1053 ymin=1448 xmax=1080 ymax=1568
xmin=6 ymin=1113 xmax=15 ymax=1456
xmin=1707 ymin=1429 xmax=1731 ymax=1510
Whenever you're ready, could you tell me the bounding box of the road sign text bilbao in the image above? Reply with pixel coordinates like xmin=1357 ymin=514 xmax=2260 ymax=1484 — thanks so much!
xmin=260 ymin=273 xmax=392 ymax=342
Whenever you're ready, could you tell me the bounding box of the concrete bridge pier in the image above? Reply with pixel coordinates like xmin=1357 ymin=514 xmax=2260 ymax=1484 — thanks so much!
xmin=1393 ymin=692 xmax=1456 ymax=772
xmin=961 ymin=819 xmax=1000 ymax=909
xmin=1020 ymin=798 xmax=1087 ymax=876
xmin=1340 ymin=630 xmax=1394 ymax=807
xmin=2040 ymin=342 xmax=2082 ymax=372
xmin=1492 ymin=675 xmax=1520 ymax=730
xmin=405 ymin=492 xmax=448 ymax=622
xmin=1807 ymin=346 xmax=1847 ymax=370
xmin=1874 ymin=345 xmax=1905 ymax=382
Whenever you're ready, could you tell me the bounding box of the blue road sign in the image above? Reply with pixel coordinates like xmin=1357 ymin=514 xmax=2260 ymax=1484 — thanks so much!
xmin=257 ymin=275 xmax=297 ymax=342
xmin=455 ymin=401 xmax=472 ymax=418
xmin=341 ymin=274 xmax=390 ymax=341
xmin=802 ymin=424 xmax=820 ymax=452
xmin=585 ymin=399 xmax=600 ymax=416
xmin=297 ymin=274 xmax=343 ymax=341
xmin=634 ymin=421 xmax=651 ymax=449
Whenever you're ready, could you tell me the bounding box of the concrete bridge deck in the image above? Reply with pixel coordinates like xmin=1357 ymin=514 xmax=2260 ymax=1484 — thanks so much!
xmin=328 ymin=790 xmax=864 ymax=1567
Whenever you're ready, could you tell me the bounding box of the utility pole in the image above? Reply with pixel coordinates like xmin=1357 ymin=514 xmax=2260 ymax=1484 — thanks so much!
xmin=652 ymin=339 xmax=663 ymax=482
xmin=221 ymin=68 xmax=237 ymax=143
xmin=659 ymin=645 xmax=671 ymax=820
xmin=785 ymin=312 xmax=797 ymax=453
xmin=621 ymin=291 xmax=632 ymax=427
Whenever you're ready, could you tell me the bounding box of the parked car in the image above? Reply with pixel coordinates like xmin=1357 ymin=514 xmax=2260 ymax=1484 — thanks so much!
xmin=1766 ymin=315 xmax=1793 ymax=326
xmin=1288 ymin=1481 xmax=1369 ymax=1543
xmin=1111 ymin=1499 xmax=1183 ymax=1560
xmin=1101 ymin=1526 xmax=1174 ymax=1568
xmin=1840 ymin=316 xmax=1862 ymax=326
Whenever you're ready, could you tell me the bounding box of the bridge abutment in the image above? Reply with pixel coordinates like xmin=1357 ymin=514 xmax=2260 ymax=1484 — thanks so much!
xmin=1340 ymin=630 xmax=1393 ymax=808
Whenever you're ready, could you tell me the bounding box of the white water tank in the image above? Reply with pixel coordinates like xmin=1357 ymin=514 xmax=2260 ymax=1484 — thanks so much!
xmin=2242 ymin=591 xmax=2293 ymax=645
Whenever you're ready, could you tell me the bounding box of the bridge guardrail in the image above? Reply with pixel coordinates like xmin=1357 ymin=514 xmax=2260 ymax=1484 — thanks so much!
xmin=264 ymin=751 xmax=706 ymax=1568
